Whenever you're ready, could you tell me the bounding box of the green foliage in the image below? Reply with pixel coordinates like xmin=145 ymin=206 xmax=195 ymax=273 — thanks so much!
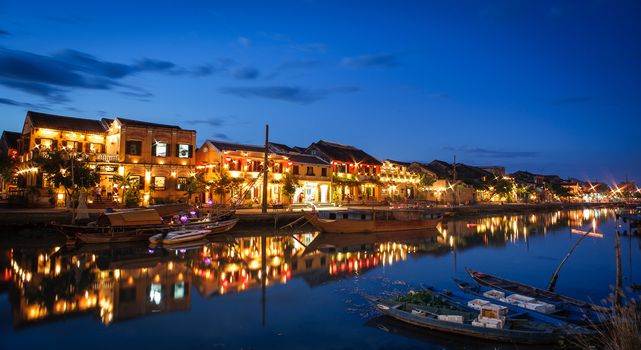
xmin=184 ymin=171 xmax=206 ymax=203
xmin=209 ymin=170 xmax=244 ymax=202
xmin=113 ymin=172 xmax=140 ymax=208
xmin=0 ymin=153 xmax=15 ymax=182
xmin=281 ymin=172 xmax=299 ymax=201
xmin=33 ymin=150 xmax=99 ymax=191
xmin=419 ymin=173 xmax=436 ymax=189
xmin=548 ymin=183 xmax=573 ymax=200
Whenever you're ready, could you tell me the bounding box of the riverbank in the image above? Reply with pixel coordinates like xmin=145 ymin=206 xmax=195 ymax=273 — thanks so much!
xmin=0 ymin=201 xmax=624 ymax=229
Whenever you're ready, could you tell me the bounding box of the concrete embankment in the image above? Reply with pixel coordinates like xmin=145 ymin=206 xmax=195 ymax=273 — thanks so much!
xmin=0 ymin=202 xmax=623 ymax=229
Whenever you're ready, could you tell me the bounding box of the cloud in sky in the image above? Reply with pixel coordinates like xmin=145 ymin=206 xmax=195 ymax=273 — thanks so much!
xmin=232 ymin=66 xmax=260 ymax=80
xmin=0 ymin=29 xmax=9 ymax=36
xmin=341 ymin=53 xmax=399 ymax=68
xmin=212 ymin=133 xmax=230 ymax=140
xmin=0 ymin=97 xmax=49 ymax=110
xmin=184 ymin=117 xmax=225 ymax=126
xmin=443 ymin=146 xmax=540 ymax=159
xmin=0 ymin=46 xmax=191 ymax=103
xmin=219 ymin=85 xmax=360 ymax=104
xmin=265 ymin=59 xmax=322 ymax=79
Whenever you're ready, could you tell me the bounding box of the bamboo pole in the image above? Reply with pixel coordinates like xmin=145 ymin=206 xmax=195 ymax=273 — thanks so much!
xmin=547 ymin=228 xmax=593 ymax=292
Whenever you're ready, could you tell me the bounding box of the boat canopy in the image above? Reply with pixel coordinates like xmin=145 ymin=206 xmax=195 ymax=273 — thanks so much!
xmin=146 ymin=203 xmax=192 ymax=217
xmin=97 ymin=209 xmax=163 ymax=227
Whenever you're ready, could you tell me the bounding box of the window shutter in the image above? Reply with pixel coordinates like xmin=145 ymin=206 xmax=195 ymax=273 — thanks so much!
xmin=175 ymin=144 xmax=180 ymax=158
xmin=188 ymin=145 xmax=193 ymax=158
xmin=152 ymin=143 xmax=157 ymax=156
xmin=166 ymin=144 xmax=171 ymax=157
xmin=125 ymin=141 xmax=131 ymax=154
xmin=52 ymin=140 xmax=58 ymax=150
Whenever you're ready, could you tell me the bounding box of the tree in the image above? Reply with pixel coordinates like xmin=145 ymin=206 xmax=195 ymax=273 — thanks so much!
xmin=210 ymin=170 xmax=244 ymax=204
xmin=548 ymin=183 xmax=573 ymax=202
xmin=417 ymin=173 xmax=437 ymax=199
xmin=281 ymin=172 xmax=299 ymax=203
xmin=32 ymin=150 xmax=99 ymax=207
xmin=0 ymin=152 xmax=15 ymax=184
xmin=184 ymin=171 xmax=206 ymax=204
xmin=113 ymin=172 xmax=140 ymax=208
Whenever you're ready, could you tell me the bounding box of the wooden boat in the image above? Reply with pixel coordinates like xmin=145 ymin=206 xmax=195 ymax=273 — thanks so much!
xmin=368 ymin=288 xmax=591 ymax=345
xmin=149 ymin=229 xmax=211 ymax=245
xmin=453 ymin=278 xmax=605 ymax=326
xmin=570 ymin=228 xmax=604 ymax=238
xmin=305 ymin=209 xmax=442 ymax=234
xmin=76 ymin=214 xmax=237 ymax=244
xmin=52 ymin=205 xmax=234 ymax=238
xmin=466 ymin=268 xmax=610 ymax=314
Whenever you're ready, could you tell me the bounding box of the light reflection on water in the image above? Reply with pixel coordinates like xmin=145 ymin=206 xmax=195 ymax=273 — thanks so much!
xmin=0 ymin=208 xmax=639 ymax=349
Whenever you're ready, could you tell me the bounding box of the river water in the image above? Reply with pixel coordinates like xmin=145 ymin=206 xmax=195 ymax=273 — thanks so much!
xmin=1 ymin=208 xmax=639 ymax=349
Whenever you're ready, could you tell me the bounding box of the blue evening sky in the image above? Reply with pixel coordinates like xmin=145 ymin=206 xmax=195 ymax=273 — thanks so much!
xmin=0 ymin=1 xmax=639 ymax=183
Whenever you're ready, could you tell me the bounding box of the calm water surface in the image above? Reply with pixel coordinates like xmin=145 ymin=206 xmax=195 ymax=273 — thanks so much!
xmin=1 ymin=209 xmax=640 ymax=350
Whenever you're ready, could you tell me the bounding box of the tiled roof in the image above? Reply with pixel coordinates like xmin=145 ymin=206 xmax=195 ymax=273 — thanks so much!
xmin=1 ymin=131 xmax=20 ymax=149
xmin=422 ymin=160 xmax=493 ymax=183
xmin=306 ymin=140 xmax=381 ymax=165
xmin=27 ymin=111 xmax=106 ymax=134
xmin=285 ymin=154 xmax=330 ymax=166
xmin=207 ymin=140 xmax=267 ymax=154
xmin=268 ymin=142 xmax=296 ymax=154
xmin=115 ymin=117 xmax=184 ymax=130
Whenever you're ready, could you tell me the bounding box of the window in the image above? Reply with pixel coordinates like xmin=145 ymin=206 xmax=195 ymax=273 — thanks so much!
xmin=336 ymin=164 xmax=347 ymax=173
xmin=38 ymin=138 xmax=54 ymax=150
xmin=153 ymin=142 xmax=168 ymax=157
xmin=306 ymin=166 xmax=314 ymax=176
xmin=321 ymin=168 xmax=327 ymax=177
xmin=177 ymin=144 xmax=192 ymax=158
xmin=273 ymin=163 xmax=282 ymax=173
xmin=177 ymin=177 xmax=187 ymax=191
xmin=293 ymin=165 xmax=299 ymax=175
xmin=126 ymin=140 xmax=142 ymax=155
xmin=62 ymin=140 xmax=80 ymax=152
xmin=173 ymin=282 xmax=185 ymax=300
xmin=153 ymin=176 xmax=166 ymax=191
xmin=89 ymin=143 xmax=102 ymax=153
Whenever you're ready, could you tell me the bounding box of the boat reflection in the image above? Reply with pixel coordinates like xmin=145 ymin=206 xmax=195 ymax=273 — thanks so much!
xmin=2 ymin=208 xmax=615 ymax=330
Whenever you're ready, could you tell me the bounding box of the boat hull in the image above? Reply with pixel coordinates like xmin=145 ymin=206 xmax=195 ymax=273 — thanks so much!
xmin=368 ymin=297 xmax=569 ymax=345
xmin=466 ymin=268 xmax=610 ymax=315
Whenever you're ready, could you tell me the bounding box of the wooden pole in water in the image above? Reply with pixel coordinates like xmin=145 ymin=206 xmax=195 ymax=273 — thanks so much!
xmin=547 ymin=228 xmax=593 ymax=292
xmin=615 ymin=225 xmax=623 ymax=314
xmin=261 ymin=124 xmax=269 ymax=214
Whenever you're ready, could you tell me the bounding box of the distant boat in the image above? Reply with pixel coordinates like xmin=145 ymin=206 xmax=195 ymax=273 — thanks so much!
xmin=466 ymin=268 xmax=610 ymax=315
xmin=149 ymin=229 xmax=211 ymax=245
xmin=368 ymin=288 xmax=591 ymax=345
xmin=305 ymin=209 xmax=442 ymax=234
xmin=453 ymin=278 xmax=605 ymax=326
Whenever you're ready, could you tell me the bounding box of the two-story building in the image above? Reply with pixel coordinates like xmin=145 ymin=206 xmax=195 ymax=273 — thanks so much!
xmin=103 ymin=117 xmax=196 ymax=204
xmin=12 ymin=111 xmax=196 ymax=206
xmin=196 ymin=140 xmax=332 ymax=205
xmin=305 ymin=140 xmax=382 ymax=203
xmin=379 ymin=160 xmax=420 ymax=200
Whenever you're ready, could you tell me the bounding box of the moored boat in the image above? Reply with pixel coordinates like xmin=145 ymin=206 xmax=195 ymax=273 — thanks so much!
xmin=149 ymin=229 xmax=211 ymax=245
xmin=305 ymin=209 xmax=442 ymax=233
xmin=466 ymin=268 xmax=610 ymax=315
xmin=368 ymin=288 xmax=591 ymax=345
xmin=453 ymin=278 xmax=605 ymax=326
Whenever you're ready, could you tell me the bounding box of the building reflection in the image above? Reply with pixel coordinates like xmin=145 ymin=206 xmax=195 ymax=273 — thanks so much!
xmin=2 ymin=208 xmax=616 ymax=329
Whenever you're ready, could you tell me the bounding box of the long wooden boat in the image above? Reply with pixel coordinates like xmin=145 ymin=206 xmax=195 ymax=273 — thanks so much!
xmin=466 ymin=268 xmax=610 ymax=314
xmin=368 ymin=288 xmax=591 ymax=345
xmin=305 ymin=209 xmax=442 ymax=234
xmin=52 ymin=206 xmax=234 ymax=238
xmin=76 ymin=217 xmax=238 ymax=244
xmin=453 ymin=278 xmax=606 ymax=326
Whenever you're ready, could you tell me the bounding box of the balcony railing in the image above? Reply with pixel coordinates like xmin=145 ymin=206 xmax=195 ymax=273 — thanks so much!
xmin=92 ymin=153 xmax=119 ymax=162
